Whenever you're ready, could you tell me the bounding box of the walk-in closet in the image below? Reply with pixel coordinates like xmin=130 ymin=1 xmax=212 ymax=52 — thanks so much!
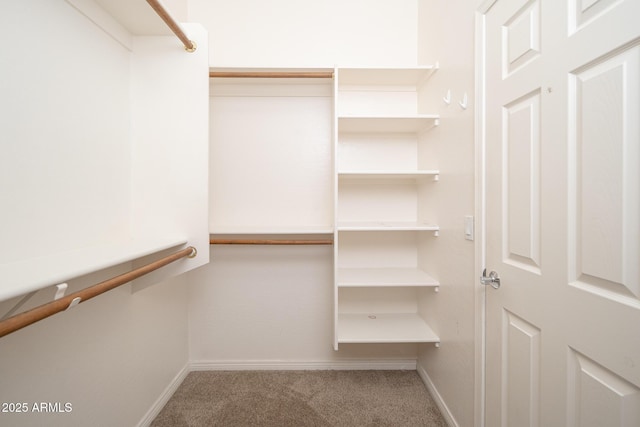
xmin=1 ymin=1 xmax=639 ymax=426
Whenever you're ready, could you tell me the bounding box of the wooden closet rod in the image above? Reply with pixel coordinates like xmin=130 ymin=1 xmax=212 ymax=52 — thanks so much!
xmin=210 ymin=239 xmax=333 ymax=245
xmin=0 ymin=246 xmax=197 ymax=338
xmin=209 ymin=71 xmax=334 ymax=79
xmin=146 ymin=0 xmax=196 ymax=52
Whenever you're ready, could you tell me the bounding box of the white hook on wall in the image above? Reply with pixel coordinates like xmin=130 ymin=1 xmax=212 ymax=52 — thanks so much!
xmin=459 ymin=92 xmax=468 ymax=110
xmin=66 ymin=297 xmax=82 ymax=311
xmin=54 ymin=283 xmax=68 ymax=300
xmin=443 ymin=89 xmax=451 ymax=105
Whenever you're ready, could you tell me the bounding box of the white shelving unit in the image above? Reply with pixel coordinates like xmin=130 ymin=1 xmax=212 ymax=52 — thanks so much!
xmin=334 ymin=66 xmax=441 ymax=349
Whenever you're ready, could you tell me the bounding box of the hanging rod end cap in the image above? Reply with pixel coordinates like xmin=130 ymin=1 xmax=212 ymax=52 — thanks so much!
xmin=185 ymin=40 xmax=197 ymax=53
xmin=188 ymin=246 xmax=198 ymax=258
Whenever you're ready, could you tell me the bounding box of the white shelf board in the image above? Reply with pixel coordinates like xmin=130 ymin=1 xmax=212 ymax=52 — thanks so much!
xmin=338 ymin=116 xmax=439 ymax=133
xmin=209 ymin=225 xmax=334 ymax=235
xmin=337 ymin=267 xmax=439 ymax=287
xmin=337 ymin=221 xmax=439 ymax=232
xmin=338 ymin=170 xmax=439 ymax=179
xmin=337 ymin=313 xmax=439 ymax=344
xmin=0 ymin=236 xmax=187 ymax=302
xmin=337 ymin=66 xmax=438 ymax=86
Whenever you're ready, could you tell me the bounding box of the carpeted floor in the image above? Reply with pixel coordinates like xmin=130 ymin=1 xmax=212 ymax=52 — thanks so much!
xmin=150 ymin=370 xmax=448 ymax=427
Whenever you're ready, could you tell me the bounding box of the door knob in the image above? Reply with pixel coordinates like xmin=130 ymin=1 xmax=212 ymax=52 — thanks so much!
xmin=480 ymin=269 xmax=501 ymax=289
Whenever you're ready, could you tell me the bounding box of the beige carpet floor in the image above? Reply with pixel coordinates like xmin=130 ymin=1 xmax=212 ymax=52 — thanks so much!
xmin=150 ymin=370 xmax=448 ymax=427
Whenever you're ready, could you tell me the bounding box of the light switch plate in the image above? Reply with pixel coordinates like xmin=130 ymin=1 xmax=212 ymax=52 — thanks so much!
xmin=464 ymin=215 xmax=474 ymax=241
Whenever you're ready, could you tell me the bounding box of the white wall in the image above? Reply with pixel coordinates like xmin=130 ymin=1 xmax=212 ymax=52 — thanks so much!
xmin=417 ymin=1 xmax=477 ymax=426
xmin=189 ymin=0 xmax=419 ymax=67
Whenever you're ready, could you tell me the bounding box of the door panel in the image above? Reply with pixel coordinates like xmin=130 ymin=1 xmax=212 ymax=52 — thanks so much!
xmin=502 ymin=310 xmax=541 ymax=427
xmin=569 ymin=43 xmax=640 ymax=302
xmin=482 ymin=0 xmax=640 ymax=425
xmin=502 ymin=0 xmax=541 ymax=78
xmin=503 ymin=89 xmax=541 ymax=273
xmin=567 ymin=349 xmax=640 ymax=427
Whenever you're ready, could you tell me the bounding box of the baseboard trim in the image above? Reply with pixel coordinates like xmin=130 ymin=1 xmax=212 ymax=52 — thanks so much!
xmin=190 ymin=359 xmax=418 ymax=371
xmin=417 ymin=364 xmax=459 ymax=427
xmin=137 ymin=363 xmax=190 ymax=427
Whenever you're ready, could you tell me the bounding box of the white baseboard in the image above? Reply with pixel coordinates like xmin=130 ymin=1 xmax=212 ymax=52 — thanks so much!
xmin=137 ymin=363 xmax=190 ymax=427
xmin=417 ymin=364 xmax=459 ymax=427
xmin=190 ymin=359 xmax=418 ymax=371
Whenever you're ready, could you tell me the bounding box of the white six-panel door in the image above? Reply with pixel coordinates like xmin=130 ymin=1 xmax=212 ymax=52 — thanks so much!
xmin=481 ymin=0 xmax=640 ymax=425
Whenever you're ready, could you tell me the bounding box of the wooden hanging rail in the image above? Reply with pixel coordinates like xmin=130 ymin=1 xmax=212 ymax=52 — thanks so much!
xmin=210 ymin=238 xmax=333 ymax=245
xmin=146 ymin=0 xmax=196 ymax=52
xmin=0 ymin=246 xmax=197 ymax=338
xmin=209 ymin=71 xmax=334 ymax=79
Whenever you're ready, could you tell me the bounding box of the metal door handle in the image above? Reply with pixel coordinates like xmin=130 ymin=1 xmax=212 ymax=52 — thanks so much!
xmin=481 ymin=269 xmax=500 ymax=289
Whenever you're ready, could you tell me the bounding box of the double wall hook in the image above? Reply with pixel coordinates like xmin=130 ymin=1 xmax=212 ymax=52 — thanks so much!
xmin=444 ymin=90 xmax=469 ymax=109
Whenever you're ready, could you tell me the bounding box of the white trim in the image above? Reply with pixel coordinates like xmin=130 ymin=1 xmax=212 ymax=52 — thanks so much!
xmin=136 ymin=363 xmax=190 ymax=427
xmin=417 ymin=364 xmax=459 ymax=427
xmin=474 ymin=5 xmax=489 ymax=427
xmin=189 ymin=359 xmax=418 ymax=371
